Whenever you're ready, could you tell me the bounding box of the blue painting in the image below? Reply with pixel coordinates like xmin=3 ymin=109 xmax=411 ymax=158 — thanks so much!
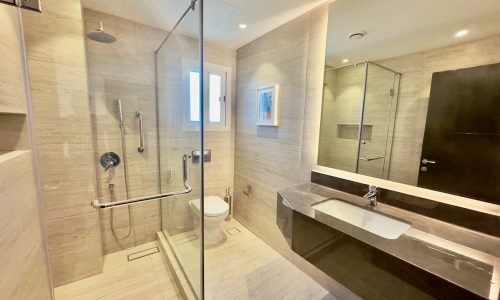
xmin=257 ymin=85 xmax=279 ymax=126
xmin=259 ymin=91 xmax=273 ymax=121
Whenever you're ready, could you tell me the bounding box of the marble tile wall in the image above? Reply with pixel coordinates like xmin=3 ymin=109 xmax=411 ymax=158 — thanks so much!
xmin=0 ymin=5 xmax=25 ymax=114
xmin=0 ymin=4 xmax=52 ymax=298
xmin=21 ymin=0 xmax=104 ymax=287
xmin=234 ymin=4 xmax=356 ymax=298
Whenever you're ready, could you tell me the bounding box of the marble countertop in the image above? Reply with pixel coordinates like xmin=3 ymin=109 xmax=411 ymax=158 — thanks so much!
xmin=278 ymin=182 xmax=500 ymax=299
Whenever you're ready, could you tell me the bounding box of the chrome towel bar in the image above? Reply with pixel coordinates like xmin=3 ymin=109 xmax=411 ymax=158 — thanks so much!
xmin=359 ymin=155 xmax=385 ymax=161
xmin=91 ymin=154 xmax=192 ymax=209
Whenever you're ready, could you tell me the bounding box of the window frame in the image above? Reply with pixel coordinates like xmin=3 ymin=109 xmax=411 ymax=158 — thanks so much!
xmin=182 ymin=58 xmax=232 ymax=132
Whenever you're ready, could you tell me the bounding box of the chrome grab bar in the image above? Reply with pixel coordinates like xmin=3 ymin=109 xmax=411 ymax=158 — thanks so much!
xmin=359 ymin=155 xmax=385 ymax=161
xmin=136 ymin=111 xmax=144 ymax=153
xmin=91 ymin=154 xmax=192 ymax=209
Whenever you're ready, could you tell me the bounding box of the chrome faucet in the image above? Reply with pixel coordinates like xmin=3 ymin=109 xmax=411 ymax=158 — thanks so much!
xmin=363 ymin=185 xmax=378 ymax=207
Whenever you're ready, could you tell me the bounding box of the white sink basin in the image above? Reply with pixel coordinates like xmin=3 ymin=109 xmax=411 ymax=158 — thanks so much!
xmin=312 ymin=200 xmax=411 ymax=239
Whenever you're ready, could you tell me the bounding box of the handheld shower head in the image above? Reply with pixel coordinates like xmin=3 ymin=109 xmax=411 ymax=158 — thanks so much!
xmin=87 ymin=21 xmax=116 ymax=44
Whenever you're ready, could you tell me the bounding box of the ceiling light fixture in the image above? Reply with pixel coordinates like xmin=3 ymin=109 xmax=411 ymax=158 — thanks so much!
xmin=239 ymin=24 xmax=248 ymax=29
xmin=455 ymin=30 xmax=469 ymax=38
xmin=342 ymin=59 xmax=349 ymax=63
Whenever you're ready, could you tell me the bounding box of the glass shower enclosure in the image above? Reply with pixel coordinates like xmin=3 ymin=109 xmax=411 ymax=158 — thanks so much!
xmin=318 ymin=61 xmax=401 ymax=179
xmin=85 ymin=0 xmax=205 ymax=298
xmin=156 ymin=1 xmax=205 ymax=298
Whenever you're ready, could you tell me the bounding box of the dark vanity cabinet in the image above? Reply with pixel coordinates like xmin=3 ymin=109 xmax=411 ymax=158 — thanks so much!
xmin=277 ymin=192 xmax=488 ymax=300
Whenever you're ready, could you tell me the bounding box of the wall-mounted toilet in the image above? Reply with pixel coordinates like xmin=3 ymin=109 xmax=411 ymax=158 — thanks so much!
xmin=189 ymin=196 xmax=229 ymax=244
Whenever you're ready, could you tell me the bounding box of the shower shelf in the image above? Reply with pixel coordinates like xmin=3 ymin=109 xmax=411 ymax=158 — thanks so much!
xmin=0 ymin=150 xmax=30 ymax=165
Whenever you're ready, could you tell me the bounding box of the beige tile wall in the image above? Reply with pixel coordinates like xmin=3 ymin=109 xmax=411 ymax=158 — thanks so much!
xmin=0 ymin=4 xmax=30 ymax=152
xmin=0 ymin=4 xmax=52 ymax=299
xmin=21 ymin=0 xmax=104 ymax=287
xmin=0 ymin=151 xmax=52 ymax=299
xmin=83 ymin=9 xmax=165 ymax=254
xmin=0 ymin=5 xmax=25 ymax=114
xmin=234 ymin=5 xmax=358 ymax=298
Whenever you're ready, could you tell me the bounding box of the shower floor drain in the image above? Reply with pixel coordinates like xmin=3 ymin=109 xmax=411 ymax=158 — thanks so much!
xmin=127 ymin=247 xmax=159 ymax=261
xmin=226 ymin=227 xmax=241 ymax=236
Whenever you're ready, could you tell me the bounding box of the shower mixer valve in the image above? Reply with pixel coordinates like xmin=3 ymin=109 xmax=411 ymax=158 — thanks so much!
xmin=100 ymin=152 xmax=120 ymax=171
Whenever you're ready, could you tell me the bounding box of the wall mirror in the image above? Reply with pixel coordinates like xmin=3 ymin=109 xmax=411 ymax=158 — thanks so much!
xmin=318 ymin=0 xmax=500 ymax=204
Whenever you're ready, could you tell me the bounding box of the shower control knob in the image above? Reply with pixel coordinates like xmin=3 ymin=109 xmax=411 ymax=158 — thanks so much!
xmin=100 ymin=152 xmax=120 ymax=171
xmin=420 ymin=166 xmax=428 ymax=172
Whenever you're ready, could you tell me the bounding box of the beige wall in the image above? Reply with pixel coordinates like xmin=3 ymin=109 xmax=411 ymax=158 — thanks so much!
xmin=234 ymin=5 xmax=357 ymax=299
xmin=0 ymin=4 xmax=52 ymax=299
xmin=156 ymin=29 xmax=236 ymax=235
xmin=84 ymin=9 xmax=165 ymax=254
xmin=22 ymin=0 xmax=104 ymax=287
xmin=380 ymin=34 xmax=500 ymax=185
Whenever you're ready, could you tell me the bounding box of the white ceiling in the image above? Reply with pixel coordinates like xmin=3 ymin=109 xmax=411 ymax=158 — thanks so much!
xmin=326 ymin=0 xmax=500 ymax=67
xmin=82 ymin=0 xmax=330 ymax=49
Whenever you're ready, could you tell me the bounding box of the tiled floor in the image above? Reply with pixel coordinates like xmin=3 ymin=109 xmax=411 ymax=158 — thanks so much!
xmin=54 ymin=242 xmax=181 ymax=300
xmin=55 ymin=219 xmax=335 ymax=300
xmin=168 ymin=218 xmax=336 ymax=300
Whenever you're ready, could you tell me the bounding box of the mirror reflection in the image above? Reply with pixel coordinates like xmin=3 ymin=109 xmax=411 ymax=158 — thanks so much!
xmin=318 ymin=0 xmax=500 ymax=204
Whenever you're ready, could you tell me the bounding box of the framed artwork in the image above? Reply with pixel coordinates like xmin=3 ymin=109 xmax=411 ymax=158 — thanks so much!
xmin=256 ymin=84 xmax=280 ymax=126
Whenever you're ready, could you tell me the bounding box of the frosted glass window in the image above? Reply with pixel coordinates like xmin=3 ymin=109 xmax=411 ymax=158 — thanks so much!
xmin=189 ymin=72 xmax=200 ymax=122
xmin=209 ymin=73 xmax=222 ymax=122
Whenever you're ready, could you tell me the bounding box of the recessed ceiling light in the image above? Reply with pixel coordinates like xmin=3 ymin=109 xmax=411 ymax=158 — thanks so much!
xmin=342 ymin=59 xmax=349 ymax=63
xmin=455 ymin=30 xmax=469 ymax=38
xmin=239 ymin=24 xmax=248 ymax=29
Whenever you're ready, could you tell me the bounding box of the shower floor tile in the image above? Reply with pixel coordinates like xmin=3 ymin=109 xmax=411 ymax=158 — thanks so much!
xmin=55 ymin=219 xmax=335 ymax=300
xmin=54 ymin=242 xmax=181 ymax=300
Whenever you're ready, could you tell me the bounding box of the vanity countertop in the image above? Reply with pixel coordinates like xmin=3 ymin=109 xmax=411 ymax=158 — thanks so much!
xmin=278 ymin=182 xmax=500 ymax=299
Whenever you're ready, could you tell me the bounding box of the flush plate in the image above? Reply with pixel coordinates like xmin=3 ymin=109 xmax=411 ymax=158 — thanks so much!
xmin=313 ymin=200 xmax=411 ymax=239
xmin=192 ymin=149 xmax=211 ymax=163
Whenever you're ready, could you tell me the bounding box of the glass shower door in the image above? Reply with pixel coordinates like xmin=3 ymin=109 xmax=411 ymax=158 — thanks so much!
xmin=357 ymin=63 xmax=400 ymax=179
xmin=156 ymin=1 xmax=204 ymax=298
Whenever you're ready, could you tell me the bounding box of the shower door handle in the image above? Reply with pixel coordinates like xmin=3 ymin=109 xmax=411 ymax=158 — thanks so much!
xmin=136 ymin=111 xmax=144 ymax=152
xmin=91 ymin=154 xmax=192 ymax=209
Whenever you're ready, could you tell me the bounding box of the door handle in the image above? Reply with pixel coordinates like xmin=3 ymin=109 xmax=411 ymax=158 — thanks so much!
xmin=421 ymin=158 xmax=437 ymax=165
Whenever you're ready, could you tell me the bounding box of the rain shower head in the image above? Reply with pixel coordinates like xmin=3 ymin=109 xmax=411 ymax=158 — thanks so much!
xmin=87 ymin=21 xmax=116 ymax=44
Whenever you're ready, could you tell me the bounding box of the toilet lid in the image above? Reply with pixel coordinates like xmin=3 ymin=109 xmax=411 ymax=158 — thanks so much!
xmin=190 ymin=196 xmax=229 ymax=217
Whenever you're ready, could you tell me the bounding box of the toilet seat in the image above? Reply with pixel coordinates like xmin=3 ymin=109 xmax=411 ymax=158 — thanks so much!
xmin=190 ymin=196 xmax=229 ymax=217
